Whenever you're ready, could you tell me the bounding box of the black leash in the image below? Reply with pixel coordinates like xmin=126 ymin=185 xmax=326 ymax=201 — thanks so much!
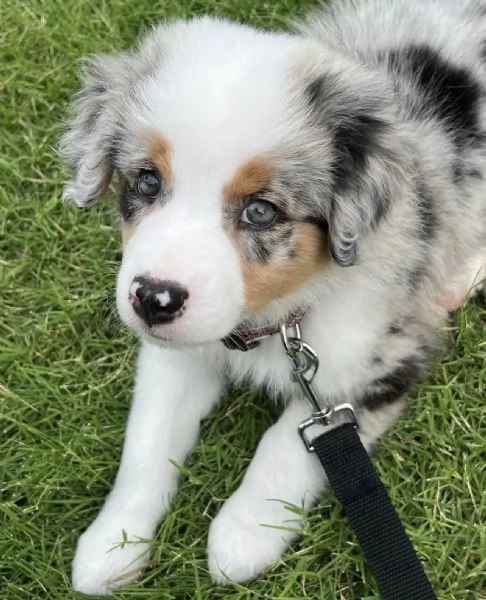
xmin=279 ymin=322 xmax=437 ymax=600
xmin=313 ymin=424 xmax=436 ymax=600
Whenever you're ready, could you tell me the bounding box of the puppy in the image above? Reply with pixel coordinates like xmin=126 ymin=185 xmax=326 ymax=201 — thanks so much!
xmin=61 ymin=0 xmax=486 ymax=594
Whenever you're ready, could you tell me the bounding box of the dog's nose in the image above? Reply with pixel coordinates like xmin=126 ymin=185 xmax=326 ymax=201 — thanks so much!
xmin=130 ymin=276 xmax=189 ymax=326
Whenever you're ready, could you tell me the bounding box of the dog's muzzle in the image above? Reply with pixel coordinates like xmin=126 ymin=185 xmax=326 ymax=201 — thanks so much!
xmin=129 ymin=276 xmax=189 ymax=327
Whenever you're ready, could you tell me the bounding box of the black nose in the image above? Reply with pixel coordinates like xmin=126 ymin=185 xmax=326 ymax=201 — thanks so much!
xmin=130 ymin=276 xmax=189 ymax=326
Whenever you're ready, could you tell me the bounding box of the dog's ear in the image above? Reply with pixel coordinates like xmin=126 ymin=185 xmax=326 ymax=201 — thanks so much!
xmin=305 ymin=74 xmax=406 ymax=267
xmin=59 ymin=52 xmax=136 ymax=207
xmin=328 ymin=111 xmax=396 ymax=266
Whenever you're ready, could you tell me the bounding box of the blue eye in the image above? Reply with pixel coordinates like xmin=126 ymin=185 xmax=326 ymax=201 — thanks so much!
xmin=136 ymin=170 xmax=161 ymax=198
xmin=240 ymin=199 xmax=278 ymax=227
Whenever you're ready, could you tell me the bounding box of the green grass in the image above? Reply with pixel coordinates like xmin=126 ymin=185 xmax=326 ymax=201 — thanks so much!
xmin=1 ymin=0 xmax=485 ymax=598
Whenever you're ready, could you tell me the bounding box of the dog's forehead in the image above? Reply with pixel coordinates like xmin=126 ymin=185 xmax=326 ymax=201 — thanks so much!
xmin=129 ymin=21 xmax=304 ymax=177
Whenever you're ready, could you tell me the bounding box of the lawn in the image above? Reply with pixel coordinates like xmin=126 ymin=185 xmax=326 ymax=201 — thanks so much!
xmin=1 ymin=0 xmax=485 ymax=599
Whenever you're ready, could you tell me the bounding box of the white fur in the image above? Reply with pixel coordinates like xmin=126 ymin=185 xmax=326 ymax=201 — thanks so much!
xmin=72 ymin=343 xmax=223 ymax=594
xmin=117 ymin=206 xmax=244 ymax=345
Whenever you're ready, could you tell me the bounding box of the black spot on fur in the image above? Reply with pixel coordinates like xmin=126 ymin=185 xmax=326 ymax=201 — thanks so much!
xmin=303 ymin=216 xmax=329 ymax=237
xmin=467 ymin=168 xmax=483 ymax=179
xmin=385 ymin=45 xmax=482 ymax=147
xmin=408 ymin=267 xmax=425 ymax=292
xmin=415 ymin=179 xmax=437 ymax=242
xmin=452 ymin=161 xmax=484 ymax=185
xmin=480 ymin=40 xmax=486 ymax=63
xmin=371 ymin=354 xmax=384 ymax=366
xmin=388 ymin=322 xmax=404 ymax=335
xmin=84 ymin=111 xmax=99 ymax=135
xmin=305 ymin=75 xmax=328 ymax=106
xmin=332 ymin=113 xmax=389 ymax=194
xmin=91 ymin=83 xmax=108 ymax=96
xmin=305 ymin=75 xmax=390 ymax=195
xmin=455 ymin=162 xmax=484 ymax=182
xmin=250 ymin=235 xmax=273 ymax=263
xmin=450 ymin=161 xmax=483 ymax=190
xmin=278 ymin=225 xmax=294 ymax=244
xmin=361 ymin=356 xmax=425 ymax=411
xmin=279 ymin=226 xmax=297 ymax=258
xmin=453 ymin=162 xmax=465 ymax=185
xmin=246 ymin=221 xmax=293 ymax=264
xmin=119 ymin=180 xmax=137 ymax=222
xmin=81 ymin=84 xmax=109 ymax=134
xmin=106 ymin=135 xmax=121 ymax=168
xmin=405 ymin=179 xmax=436 ymax=291
xmin=369 ymin=187 xmax=391 ymax=228
xmin=470 ymin=130 xmax=486 ymax=149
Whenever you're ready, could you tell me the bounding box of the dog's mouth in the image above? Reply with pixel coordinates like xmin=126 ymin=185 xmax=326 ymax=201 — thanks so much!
xmin=130 ymin=320 xmax=193 ymax=347
xmin=124 ymin=310 xmax=241 ymax=348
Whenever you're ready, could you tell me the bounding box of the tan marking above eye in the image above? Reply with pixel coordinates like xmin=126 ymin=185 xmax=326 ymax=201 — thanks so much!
xmin=242 ymin=221 xmax=330 ymax=312
xmin=147 ymin=134 xmax=174 ymax=186
xmin=223 ymin=156 xmax=276 ymax=204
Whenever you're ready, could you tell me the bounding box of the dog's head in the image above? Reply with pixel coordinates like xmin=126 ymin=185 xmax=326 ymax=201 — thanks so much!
xmin=61 ymin=17 xmax=406 ymax=346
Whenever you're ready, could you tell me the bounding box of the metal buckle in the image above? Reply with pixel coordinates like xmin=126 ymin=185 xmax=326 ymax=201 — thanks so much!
xmin=280 ymin=322 xmax=358 ymax=452
xmin=298 ymin=403 xmax=358 ymax=452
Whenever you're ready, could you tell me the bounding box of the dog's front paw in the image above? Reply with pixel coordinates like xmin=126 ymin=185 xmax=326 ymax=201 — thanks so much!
xmin=207 ymin=498 xmax=299 ymax=585
xmin=72 ymin=518 xmax=152 ymax=596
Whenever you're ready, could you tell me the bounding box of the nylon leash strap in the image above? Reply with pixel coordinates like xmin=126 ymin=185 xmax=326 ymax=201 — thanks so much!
xmin=280 ymin=324 xmax=437 ymax=600
xmin=313 ymin=424 xmax=436 ymax=600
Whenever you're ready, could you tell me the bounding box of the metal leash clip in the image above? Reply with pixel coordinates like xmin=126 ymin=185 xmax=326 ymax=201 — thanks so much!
xmin=280 ymin=322 xmax=358 ymax=452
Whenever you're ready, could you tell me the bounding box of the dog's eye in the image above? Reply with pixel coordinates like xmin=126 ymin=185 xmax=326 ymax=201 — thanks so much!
xmin=240 ymin=199 xmax=278 ymax=228
xmin=135 ymin=170 xmax=161 ymax=199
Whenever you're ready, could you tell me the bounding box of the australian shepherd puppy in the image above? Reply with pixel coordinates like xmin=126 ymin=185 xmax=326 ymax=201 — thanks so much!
xmin=61 ymin=0 xmax=486 ymax=595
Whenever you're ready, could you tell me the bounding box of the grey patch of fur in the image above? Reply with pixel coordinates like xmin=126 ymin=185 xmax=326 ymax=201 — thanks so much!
xmin=59 ymin=26 xmax=169 ymax=207
xmin=59 ymin=52 xmax=137 ymax=206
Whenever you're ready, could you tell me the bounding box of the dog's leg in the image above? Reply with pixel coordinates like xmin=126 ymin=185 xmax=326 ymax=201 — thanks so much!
xmin=207 ymin=399 xmax=329 ymax=584
xmin=207 ymin=398 xmax=402 ymax=585
xmin=72 ymin=341 xmax=222 ymax=596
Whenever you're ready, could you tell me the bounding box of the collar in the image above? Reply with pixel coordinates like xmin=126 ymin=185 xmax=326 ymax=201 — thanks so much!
xmin=221 ymin=308 xmax=306 ymax=351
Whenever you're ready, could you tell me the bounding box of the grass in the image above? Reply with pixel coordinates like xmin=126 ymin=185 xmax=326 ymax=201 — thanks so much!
xmin=1 ymin=0 xmax=485 ymax=598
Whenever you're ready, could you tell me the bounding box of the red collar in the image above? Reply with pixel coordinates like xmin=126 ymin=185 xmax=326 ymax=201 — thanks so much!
xmin=221 ymin=308 xmax=306 ymax=351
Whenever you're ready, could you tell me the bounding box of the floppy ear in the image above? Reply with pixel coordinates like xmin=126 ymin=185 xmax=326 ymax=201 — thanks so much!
xmin=328 ymin=111 xmax=397 ymax=266
xmin=305 ymin=75 xmax=406 ymax=267
xmin=59 ymin=52 xmax=136 ymax=207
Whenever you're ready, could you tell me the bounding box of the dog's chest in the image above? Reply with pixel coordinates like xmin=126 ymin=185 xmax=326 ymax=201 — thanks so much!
xmin=222 ymin=335 xmax=294 ymax=395
xmin=221 ymin=305 xmax=387 ymax=401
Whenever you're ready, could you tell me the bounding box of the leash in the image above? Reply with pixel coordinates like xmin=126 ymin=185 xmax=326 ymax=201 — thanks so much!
xmin=279 ymin=322 xmax=437 ymax=600
xmin=223 ymin=313 xmax=437 ymax=597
